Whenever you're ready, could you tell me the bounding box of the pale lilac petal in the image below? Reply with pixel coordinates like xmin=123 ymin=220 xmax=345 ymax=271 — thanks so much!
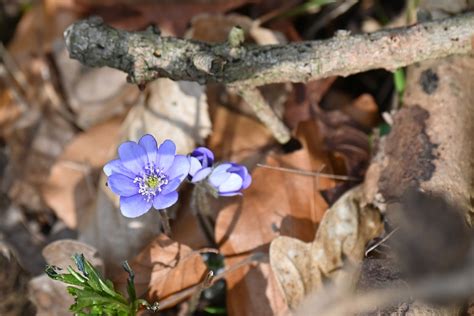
xmin=120 ymin=194 xmax=152 ymax=218
xmin=103 ymin=159 xmax=134 ymax=178
xmin=191 ymin=147 xmax=214 ymax=167
xmin=166 ymin=155 xmax=190 ymax=182
xmin=118 ymin=141 xmax=148 ymax=174
xmin=188 ymin=156 xmax=202 ymax=177
xmin=138 ymin=134 xmax=158 ymax=164
xmin=242 ymin=173 xmax=252 ymax=189
xmin=228 ymin=163 xmax=248 ymax=180
xmin=219 ymin=191 xmax=242 ymax=197
xmin=157 ymin=140 xmax=176 ymax=171
xmin=208 ymin=163 xmax=232 ymax=186
xmin=108 ymin=174 xmax=138 ymax=197
xmin=153 ymin=191 xmax=179 ymax=210
xmin=211 ymin=163 xmax=232 ymax=175
xmin=191 ymin=167 xmax=212 ymax=183
xmin=160 ymin=177 xmax=182 ymax=195
xmin=218 ymin=173 xmax=243 ymax=193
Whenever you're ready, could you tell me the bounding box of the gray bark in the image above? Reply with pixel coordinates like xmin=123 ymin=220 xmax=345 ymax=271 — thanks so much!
xmin=64 ymin=13 xmax=474 ymax=87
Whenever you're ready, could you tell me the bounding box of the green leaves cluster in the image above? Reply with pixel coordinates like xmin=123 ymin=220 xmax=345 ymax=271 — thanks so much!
xmin=45 ymin=254 xmax=159 ymax=316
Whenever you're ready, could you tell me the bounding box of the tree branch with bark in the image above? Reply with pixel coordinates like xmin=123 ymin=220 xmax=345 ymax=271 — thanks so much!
xmin=65 ymin=13 xmax=474 ymax=87
xmin=64 ymin=13 xmax=474 ymax=142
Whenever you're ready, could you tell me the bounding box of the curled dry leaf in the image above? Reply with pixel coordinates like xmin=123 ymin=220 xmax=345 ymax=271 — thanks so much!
xmin=29 ymin=239 xmax=104 ymax=316
xmin=214 ymin=120 xmax=336 ymax=315
xmin=207 ymin=102 xmax=274 ymax=165
xmin=42 ymin=239 xmax=104 ymax=273
xmin=270 ymin=185 xmax=383 ymax=310
xmin=41 ymin=117 xmax=122 ymax=228
xmin=124 ymin=78 xmax=212 ymax=154
xmin=53 ymin=46 xmax=139 ymax=129
xmin=113 ymin=234 xmax=208 ymax=302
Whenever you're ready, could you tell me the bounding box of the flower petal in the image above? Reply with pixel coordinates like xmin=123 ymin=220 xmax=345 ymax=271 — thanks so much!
xmin=191 ymin=147 xmax=214 ymax=167
xmin=218 ymin=173 xmax=243 ymax=193
xmin=103 ymin=159 xmax=135 ymax=178
xmin=188 ymin=156 xmax=202 ymax=177
xmin=120 ymin=194 xmax=152 ymax=218
xmin=219 ymin=191 xmax=242 ymax=197
xmin=161 ymin=177 xmax=182 ymax=195
xmin=166 ymin=155 xmax=190 ymax=181
xmin=242 ymin=173 xmax=252 ymax=190
xmin=108 ymin=174 xmax=138 ymax=197
xmin=191 ymin=167 xmax=212 ymax=183
xmin=208 ymin=163 xmax=233 ymax=187
xmin=157 ymin=140 xmax=176 ymax=171
xmin=138 ymin=134 xmax=158 ymax=164
xmin=153 ymin=191 xmax=179 ymax=210
xmin=118 ymin=141 xmax=148 ymax=174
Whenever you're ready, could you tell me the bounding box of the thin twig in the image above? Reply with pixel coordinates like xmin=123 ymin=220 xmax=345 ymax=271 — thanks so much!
xmin=364 ymin=227 xmax=399 ymax=257
xmin=158 ymin=252 xmax=266 ymax=310
xmin=256 ymin=163 xmax=360 ymax=181
xmin=304 ymin=0 xmax=358 ymax=38
xmin=236 ymin=87 xmax=291 ymax=143
xmin=187 ymin=271 xmax=214 ymax=315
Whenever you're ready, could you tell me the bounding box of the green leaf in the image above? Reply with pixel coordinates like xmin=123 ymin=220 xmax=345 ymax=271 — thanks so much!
xmin=45 ymin=253 xmax=158 ymax=315
xmin=122 ymin=261 xmax=137 ymax=303
xmin=204 ymin=306 xmax=227 ymax=314
xmin=393 ymin=68 xmax=406 ymax=95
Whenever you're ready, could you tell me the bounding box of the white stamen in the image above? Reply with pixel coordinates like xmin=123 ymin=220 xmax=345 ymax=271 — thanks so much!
xmin=134 ymin=163 xmax=169 ymax=202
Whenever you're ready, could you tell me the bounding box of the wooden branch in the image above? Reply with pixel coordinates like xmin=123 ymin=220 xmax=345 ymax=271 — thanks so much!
xmin=235 ymin=87 xmax=291 ymax=143
xmin=64 ymin=13 xmax=474 ymax=87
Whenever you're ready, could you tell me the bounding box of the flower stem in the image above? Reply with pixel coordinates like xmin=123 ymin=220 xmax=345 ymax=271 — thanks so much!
xmin=158 ymin=210 xmax=171 ymax=236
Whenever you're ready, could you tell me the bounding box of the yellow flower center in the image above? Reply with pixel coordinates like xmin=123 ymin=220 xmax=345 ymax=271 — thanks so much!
xmin=146 ymin=175 xmax=160 ymax=189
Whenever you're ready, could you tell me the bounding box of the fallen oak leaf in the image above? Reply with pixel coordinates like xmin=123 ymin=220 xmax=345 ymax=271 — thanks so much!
xmin=41 ymin=117 xmax=122 ymax=228
xmin=214 ymin=119 xmax=337 ymax=315
xmin=269 ymin=185 xmax=383 ymax=309
xmin=113 ymin=234 xmax=208 ymax=305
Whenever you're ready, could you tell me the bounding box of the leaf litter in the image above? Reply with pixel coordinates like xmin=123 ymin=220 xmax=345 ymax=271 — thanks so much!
xmin=0 ymin=1 xmax=441 ymax=315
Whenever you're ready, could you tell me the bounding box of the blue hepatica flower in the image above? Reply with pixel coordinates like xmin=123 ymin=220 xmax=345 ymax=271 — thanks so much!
xmin=207 ymin=163 xmax=252 ymax=196
xmin=188 ymin=147 xmax=214 ymax=183
xmin=104 ymin=134 xmax=190 ymax=218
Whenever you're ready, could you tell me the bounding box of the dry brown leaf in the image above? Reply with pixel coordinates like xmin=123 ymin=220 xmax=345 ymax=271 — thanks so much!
xmin=41 ymin=117 xmax=122 ymax=228
xmin=207 ymin=103 xmax=274 ymax=164
xmin=53 ymin=46 xmax=139 ymax=129
xmin=124 ymin=78 xmax=212 ymax=154
xmin=114 ymin=234 xmax=208 ymax=301
xmin=28 ymin=275 xmax=73 ymax=316
xmin=214 ymin=120 xmax=336 ymax=315
xmin=339 ymin=93 xmax=379 ymax=130
xmin=270 ymin=185 xmax=383 ymax=310
xmin=8 ymin=108 xmax=76 ymax=212
xmin=42 ymin=239 xmax=104 ymax=273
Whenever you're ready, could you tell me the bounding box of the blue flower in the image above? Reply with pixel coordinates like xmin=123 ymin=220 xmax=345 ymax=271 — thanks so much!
xmin=188 ymin=147 xmax=214 ymax=183
xmin=207 ymin=163 xmax=252 ymax=196
xmin=103 ymin=134 xmax=190 ymax=218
